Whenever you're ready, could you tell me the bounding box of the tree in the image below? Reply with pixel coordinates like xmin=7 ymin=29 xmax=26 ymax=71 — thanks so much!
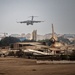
xmin=0 ymin=37 xmax=20 ymax=47
xmin=70 ymin=50 xmax=75 ymax=60
xmin=58 ymin=37 xmax=70 ymax=44
xmin=23 ymin=39 xmax=36 ymax=42
xmin=38 ymin=39 xmax=52 ymax=46
xmin=71 ymin=40 xmax=75 ymax=44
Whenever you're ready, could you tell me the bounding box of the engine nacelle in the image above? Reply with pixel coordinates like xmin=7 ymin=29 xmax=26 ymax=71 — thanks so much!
xmin=27 ymin=23 xmax=29 ymax=25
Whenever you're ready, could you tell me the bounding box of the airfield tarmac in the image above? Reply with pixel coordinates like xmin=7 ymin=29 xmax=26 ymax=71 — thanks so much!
xmin=0 ymin=57 xmax=75 ymax=75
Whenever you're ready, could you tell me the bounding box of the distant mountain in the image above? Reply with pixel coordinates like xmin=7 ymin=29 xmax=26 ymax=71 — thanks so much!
xmin=63 ymin=34 xmax=75 ymax=38
xmin=37 ymin=33 xmax=75 ymax=44
xmin=37 ymin=33 xmax=61 ymax=40
xmin=9 ymin=33 xmax=75 ymax=42
xmin=25 ymin=33 xmax=31 ymax=40
xmin=10 ymin=34 xmax=20 ymax=37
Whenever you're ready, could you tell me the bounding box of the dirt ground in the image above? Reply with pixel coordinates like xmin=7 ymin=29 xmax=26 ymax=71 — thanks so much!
xmin=0 ymin=57 xmax=75 ymax=75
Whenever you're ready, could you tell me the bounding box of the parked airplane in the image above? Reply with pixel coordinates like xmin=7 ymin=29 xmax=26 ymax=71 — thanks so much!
xmin=23 ymin=49 xmax=52 ymax=56
xmin=17 ymin=16 xmax=44 ymax=25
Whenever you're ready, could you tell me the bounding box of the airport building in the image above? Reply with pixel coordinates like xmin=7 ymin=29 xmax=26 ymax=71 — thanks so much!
xmin=32 ymin=30 xmax=37 ymax=41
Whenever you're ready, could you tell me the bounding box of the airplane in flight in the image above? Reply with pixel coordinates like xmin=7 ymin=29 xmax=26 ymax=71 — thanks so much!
xmin=17 ymin=16 xmax=44 ymax=25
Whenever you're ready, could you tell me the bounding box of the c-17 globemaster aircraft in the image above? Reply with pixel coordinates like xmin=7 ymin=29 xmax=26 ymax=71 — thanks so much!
xmin=17 ymin=16 xmax=44 ymax=25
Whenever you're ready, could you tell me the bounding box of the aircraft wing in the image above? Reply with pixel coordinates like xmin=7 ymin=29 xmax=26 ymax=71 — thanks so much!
xmin=33 ymin=21 xmax=44 ymax=23
xmin=17 ymin=21 xmax=28 ymax=23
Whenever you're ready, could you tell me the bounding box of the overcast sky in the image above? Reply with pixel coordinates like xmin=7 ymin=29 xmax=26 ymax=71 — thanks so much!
xmin=0 ymin=0 xmax=75 ymax=35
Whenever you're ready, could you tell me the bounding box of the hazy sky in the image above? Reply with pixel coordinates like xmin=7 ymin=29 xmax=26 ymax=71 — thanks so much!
xmin=0 ymin=0 xmax=75 ymax=35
